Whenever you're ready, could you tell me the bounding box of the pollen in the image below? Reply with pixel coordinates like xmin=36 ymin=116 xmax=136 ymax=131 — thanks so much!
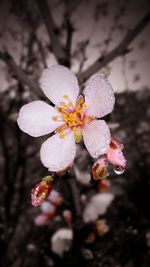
xmin=63 ymin=95 xmax=69 ymax=99
xmin=82 ymin=103 xmax=87 ymax=108
xmin=60 ymin=133 xmax=65 ymax=139
xmin=60 ymin=102 xmax=67 ymax=107
xmin=73 ymin=127 xmax=77 ymax=132
xmin=53 ymin=116 xmax=58 ymax=121
xmin=77 ymin=109 xmax=83 ymax=114
xmin=69 ymin=102 xmax=74 ymax=107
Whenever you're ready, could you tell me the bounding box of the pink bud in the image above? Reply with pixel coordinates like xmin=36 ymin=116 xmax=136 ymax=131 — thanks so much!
xmin=31 ymin=176 xmax=54 ymax=206
xmin=63 ymin=210 xmax=72 ymax=226
xmin=95 ymin=219 xmax=109 ymax=236
xmin=107 ymin=139 xmax=126 ymax=169
xmin=97 ymin=179 xmax=111 ymax=192
xmin=91 ymin=158 xmax=109 ymax=181
xmin=34 ymin=213 xmax=54 ymax=226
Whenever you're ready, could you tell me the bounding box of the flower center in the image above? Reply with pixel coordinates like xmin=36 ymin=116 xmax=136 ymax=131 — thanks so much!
xmin=53 ymin=95 xmax=93 ymax=142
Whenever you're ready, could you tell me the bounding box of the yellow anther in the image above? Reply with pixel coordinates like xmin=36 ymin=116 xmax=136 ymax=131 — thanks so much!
xmin=82 ymin=103 xmax=87 ymax=108
xmin=62 ymin=114 xmax=67 ymax=119
xmin=77 ymin=120 xmax=82 ymax=125
xmin=77 ymin=109 xmax=83 ymax=114
xmin=60 ymin=102 xmax=67 ymax=107
xmin=73 ymin=127 xmax=77 ymax=131
xmin=63 ymin=95 xmax=69 ymax=99
xmin=53 ymin=116 xmax=58 ymax=121
xmin=76 ymin=95 xmax=84 ymax=109
xmin=60 ymin=134 xmax=65 ymax=139
xmin=69 ymin=102 xmax=74 ymax=107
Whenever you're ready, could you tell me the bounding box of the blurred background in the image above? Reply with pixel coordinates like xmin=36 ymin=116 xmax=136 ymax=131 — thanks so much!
xmin=0 ymin=0 xmax=150 ymax=266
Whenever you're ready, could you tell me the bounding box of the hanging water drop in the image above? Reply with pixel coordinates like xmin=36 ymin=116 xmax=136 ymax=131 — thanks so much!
xmin=113 ymin=165 xmax=125 ymax=175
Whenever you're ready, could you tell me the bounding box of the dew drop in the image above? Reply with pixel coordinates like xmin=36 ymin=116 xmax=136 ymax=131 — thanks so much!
xmin=113 ymin=166 xmax=125 ymax=175
xmin=95 ymin=150 xmax=99 ymax=157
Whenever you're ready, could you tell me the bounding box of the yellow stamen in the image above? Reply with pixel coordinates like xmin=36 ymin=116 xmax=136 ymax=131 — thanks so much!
xmin=63 ymin=95 xmax=69 ymax=99
xmin=82 ymin=103 xmax=87 ymax=108
xmin=77 ymin=109 xmax=83 ymax=114
xmin=53 ymin=116 xmax=58 ymax=121
xmin=73 ymin=127 xmax=77 ymax=131
xmin=69 ymin=102 xmax=74 ymax=107
xmin=60 ymin=102 xmax=67 ymax=107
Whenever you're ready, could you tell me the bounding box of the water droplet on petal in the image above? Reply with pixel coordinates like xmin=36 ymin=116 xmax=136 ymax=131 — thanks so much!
xmin=113 ymin=166 xmax=125 ymax=175
xmin=95 ymin=151 xmax=99 ymax=157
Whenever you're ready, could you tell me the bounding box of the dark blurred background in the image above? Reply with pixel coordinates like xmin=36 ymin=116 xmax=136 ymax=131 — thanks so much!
xmin=0 ymin=0 xmax=150 ymax=266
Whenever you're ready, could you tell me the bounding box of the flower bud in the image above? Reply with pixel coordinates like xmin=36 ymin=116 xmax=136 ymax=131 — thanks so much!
xmin=31 ymin=176 xmax=54 ymax=206
xmin=95 ymin=219 xmax=109 ymax=236
xmin=107 ymin=139 xmax=126 ymax=169
xmin=97 ymin=179 xmax=111 ymax=192
xmin=85 ymin=232 xmax=96 ymax=244
xmin=91 ymin=158 xmax=109 ymax=181
xmin=63 ymin=210 xmax=72 ymax=226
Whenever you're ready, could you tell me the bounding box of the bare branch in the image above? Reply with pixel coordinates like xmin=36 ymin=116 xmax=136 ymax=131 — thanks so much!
xmin=36 ymin=0 xmax=66 ymax=64
xmin=78 ymin=9 xmax=150 ymax=83
xmin=0 ymin=51 xmax=42 ymax=98
xmin=65 ymin=18 xmax=74 ymax=67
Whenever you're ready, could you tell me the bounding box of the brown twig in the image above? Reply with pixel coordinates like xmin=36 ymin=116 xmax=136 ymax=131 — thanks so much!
xmin=65 ymin=18 xmax=74 ymax=68
xmin=36 ymin=0 xmax=66 ymax=64
xmin=0 ymin=51 xmax=42 ymax=98
xmin=78 ymin=9 xmax=150 ymax=83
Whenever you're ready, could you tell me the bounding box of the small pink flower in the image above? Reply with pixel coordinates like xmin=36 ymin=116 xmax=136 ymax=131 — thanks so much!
xmin=106 ymin=139 xmax=126 ymax=168
xmin=17 ymin=65 xmax=115 ymax=172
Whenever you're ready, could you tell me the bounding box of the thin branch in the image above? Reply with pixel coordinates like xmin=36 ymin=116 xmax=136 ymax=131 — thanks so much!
xmin=65 ymin=18 xmax=74 ymax=67
xmin=0 ymin=51 xmax=42 ymax=98
xmin=78 ymin=9 xmax=150 ymax=83
xmin=36 ymin=0 xmax=66 ymax=64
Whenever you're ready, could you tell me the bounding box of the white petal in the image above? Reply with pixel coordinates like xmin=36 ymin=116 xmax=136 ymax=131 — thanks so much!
xmin=51 ymin=229 xmax=73 ymax=257
xmin=40 ymin=132 xmax=76 ymax=172
xmin=82 ymin=120 xmax=111 ymax=158
xmin=84 ymin=74 xmax=115 ymax=118
xmin=40 ymin=65 xmax=79 ymax=105
xmin=17 ymin=101 xmax=63 ymax=137
xmin=83 ymin=193 xmax=114 ymax=222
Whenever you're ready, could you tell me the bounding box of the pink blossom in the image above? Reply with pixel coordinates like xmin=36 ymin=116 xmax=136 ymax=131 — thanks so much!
xmin=17 ymin=65 xmax=115 ymax=172
xmin=106 ymin=139 xmax=126 ymax=168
